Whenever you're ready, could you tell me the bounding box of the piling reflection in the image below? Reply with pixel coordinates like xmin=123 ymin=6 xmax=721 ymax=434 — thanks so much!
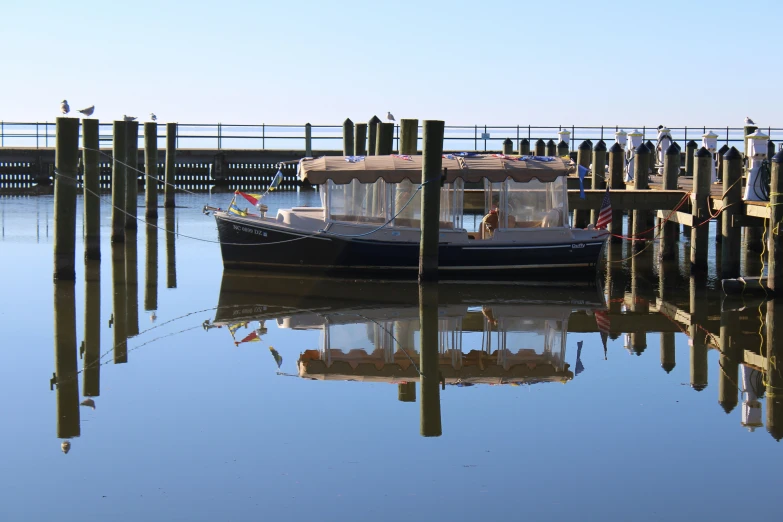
xmin=125 ymin=229 xmax=139 ymax=337
xmin=144 ymin=220 xmax=158 ymax=313
xmin=766 ymin=299 xmax=783 ymax=441
xmin=82 ymin=260 xmax=101 ymax=398
xmin=53 ymin=281 xmax=80 ymax=449
xmin=165 ymin=207 xmax=177 ymax=289
xmin=111 ymin=244 xmax=128 ymax=364
xmin=419 ymin=283 xmax=441 ymax=437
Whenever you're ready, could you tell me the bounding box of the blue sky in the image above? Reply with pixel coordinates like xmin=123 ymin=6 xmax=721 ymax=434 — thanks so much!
xmin=3 ymin=0 xmax=781 ymax=127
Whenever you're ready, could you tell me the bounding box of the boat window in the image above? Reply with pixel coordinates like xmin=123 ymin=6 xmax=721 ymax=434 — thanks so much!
xmin=325 ymin=179 xmax=388 ymax=224
xmin=502 ymin=177 xmax=568 ymax=229
xmin=390 ymin=180 xmax=462 ymax=229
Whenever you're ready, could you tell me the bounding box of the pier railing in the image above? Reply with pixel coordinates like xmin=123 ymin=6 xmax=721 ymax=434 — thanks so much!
xmin=1 ymin=121 xmax=780 ymax=153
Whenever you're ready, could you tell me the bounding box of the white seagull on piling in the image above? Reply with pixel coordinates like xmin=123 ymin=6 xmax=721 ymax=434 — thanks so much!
xmin=745 ymin=116 xmax=755 ymax=125
xmin=124 ymin=114 xmax=137 ymax=121
xmin=150 ymin=113 xmax=157 ymax=122
xmin=60 ymin=100 xmax=70 ymax=115
xmin=387 ymin=111 xmax=395 ymax=122
xmin=77 ymin=105 xmax=94 ymax=117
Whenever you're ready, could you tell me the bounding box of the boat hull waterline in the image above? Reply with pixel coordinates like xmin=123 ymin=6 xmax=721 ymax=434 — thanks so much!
xmin=215 ymin=213 xmax=607 ymax=278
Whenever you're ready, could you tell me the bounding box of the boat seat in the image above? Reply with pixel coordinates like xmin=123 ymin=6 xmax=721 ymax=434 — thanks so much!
xmin=276 ymin=208 xmax=326 ymax=230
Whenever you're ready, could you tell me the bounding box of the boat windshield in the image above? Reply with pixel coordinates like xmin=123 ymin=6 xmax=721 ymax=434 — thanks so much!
xmin=484 ymin=177 xmax=569 ymax=230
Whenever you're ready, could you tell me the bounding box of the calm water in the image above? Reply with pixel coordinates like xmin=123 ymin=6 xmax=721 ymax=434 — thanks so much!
xmin=1 ymin=190 xmax=782 ymax=522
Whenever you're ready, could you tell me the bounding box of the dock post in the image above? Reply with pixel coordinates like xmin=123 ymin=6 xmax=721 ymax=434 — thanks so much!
xmin=54 ymin=281 xmax=80 ymax=444
xmin=418 ymin=120 xmax=445 ymax=283
xmin=768 ymin=152 xmax=783 ymax=292
xmin=690 ymin=147 xmax=712 ymax=270
xmin=608 ymin=143 xmax=624 ymax=243
xmin=557 ymin=139 xmax=569 ymax=157
xmin=164 ymin=123 xmax=176 ymax=208
xmin=83 ymin=261 xmax=101 ymax=398
xmin=534 ymin=139 xmax=546 ymax=156
xmin=367 ymin=116 xmax=381 ymax=156
xmin=304 ymin=123 xmax=312 ymax=157
xmin=376 ymin=123 xmax=394 ymax=155
xmin=398 ymin=382 xmax=416 ymax=403
xmin=400 ymin=119 xmax=418 ymax=155
xmin=768 ymin=139 xmax=776 ymax=161
xmin=717 ymin=143 xmax=729 ymax=182
xmin=718 ymin=306 xmax=739 ymax=414
xmin=573 ymin=141 xmax=592 ymax=229
xmin=144 ymin=122 xmax=158 ymax=219
xmin=111 ymin=245 xmax=128 ymax=364
xmin=53 ymin=117 xmax=80 ymax=280
xmin=144 ymin=222 xmax=158 ymax=312
xmin=124 ymin=121 xmax=139 ymax=230
xmin=124 ymin=229 xmax=139 ymax=337
xmin=766 ymin=298 xmax=783 ymax=441
xmin=354 ymin=123 xmax=367 ymax=156
xmin=519 ymin=138 xmax=530 ymax=155
xmin=111 ymin=121 xmax=127 ymax=242
xmin=590 ymin=141 xmax=607 ymax=224
xmin=419 ymin=283 xmax=442 ymax=437
xmin=546 ymin=139 xmax=556 ymax=157
xmin=685 ymin=140 xmax=697 ymax=176
xmin=82 ymin=118 xmax=100 ymax=261
xmin=721 ymin=147 xmax=743 ymax=279
xmin=631 ymin=142 xmax=650 ymax=249
xmin=342 ymin=118 xmax=354 ymax=156
xmin=660 ymin=144 xmax=681 ymax=260
xmin=503 ymin=138 xmax=513 ymax=155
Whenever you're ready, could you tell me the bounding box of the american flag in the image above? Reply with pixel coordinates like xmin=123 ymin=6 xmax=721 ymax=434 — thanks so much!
xmin=595 ymin=186 xmax=612 ymax=229
xmin=595 ymin=309 xmax=611 ymax=359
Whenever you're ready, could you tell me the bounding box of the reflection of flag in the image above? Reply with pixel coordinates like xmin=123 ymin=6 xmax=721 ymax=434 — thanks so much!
xmin=595 ymin=186 xmax=612 ymax=229
xmin=236 ymin=191 xmax=262 ymax=207
xmin=227 ymin=322 xmax=246 ymax=342
xmin=575 ymin=340 xmax=584 ymax=376
xmin=595 ymin=310 xmax=610 ymax=359
xmin=269 ymin=346 xmax=283 ymax=369
xmin=235 ymin=330 xmax=260 ymax=346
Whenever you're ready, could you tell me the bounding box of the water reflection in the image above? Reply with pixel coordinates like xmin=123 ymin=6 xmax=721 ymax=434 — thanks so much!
xmin=144 ymin=220 xmax=158 ymax=313
xmin=165 ymin=207 xmax=176 ymax=289
xmin=111 ymin=244 xmax=128 ymax=364
xmin=53 ymin=280 xmax=80 ymax=450
xmin=82 ymin=260 xmax=101 ymax=398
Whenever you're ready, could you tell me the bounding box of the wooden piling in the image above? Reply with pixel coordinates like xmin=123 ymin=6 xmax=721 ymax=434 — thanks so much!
xmin=399 ymin=119 xmax=418 ymax=155
xmin=546 ymin=139 xmax=556 ymax=157
xmin=502 ymin=138 xmax=513 ymax=155
xmin=721 ymin=147 xmax=743 ymax=279
xmin=768 ymin=140 xmax=776 ymax=161
xmin=534 ymin=139 xmax=546 ymax=156
xmin=82 ymin=118 xmax=100 ymax=261
xmin=519 ymin=138 xmax=530 ymax=155
xmin=144 ymin=222 xmax=158 ymax=312
xmin=83 ymin=260 xmax=101 ymax=398
xmin=690 ymin=147 xmax=712 ymax=270
xmin=354 ymin=123 xmax=367 ymax=156
xmin=718 ymin=307 xmax=739 ymax=414
xmin=557 ymin=140 xmax=569 ymax=157
xmin=717 ymin=144 xmax=729 ymax=182
xmin=398 ymin=382 xmax=416 ymax=403
xmin=766 ymin=298 xmax=783 ymax=441
xmin=659 ymin=144 xmax=681 ymax=260
xmin=54 ymin=280 xmax=80 ymax=440
xmin=376 ymin=123 xmax=394 ymax=155
xmin=768 ymin=151 xmax=783 ymax=292
xmin=590 ymin=141 xmax=607 ymax=224
xmin=124 ymin=121 xmax=139 ymax=230
xmin=367 ymin=116 xmax=381 ymax=156
xmin=166 ymin=207 xmax=177 ymax=288
xmin=418 ymin=120 xmax=445 ymax=283
xmin=111 ymin=121 xmax=127 ymax=242
xmin=608 ymin=143 xmax=625 ymax=243
xmin=304 ymin=123 xmax=312 ymax=157
xmin=53 ymin=117 xmax=80 ymax=280
xmin=573 ymin=141 xmax=592 ymax=229
xmin=419 ymin=283 xmax=442 ymax=437
xmin=164 ymin=123 xmax=176 ymax=208
xmin=685 ymin=140 xmax=697 ymax=177
xmin=144 ymin=122 xmax=158 ymax=219
xmin=631 ymin=142 xmax=650 ymax=248
xmin=111 ymin=244 xmax=128 ymax=364
xmin=342 ymin=118 xmax=354 ymax=156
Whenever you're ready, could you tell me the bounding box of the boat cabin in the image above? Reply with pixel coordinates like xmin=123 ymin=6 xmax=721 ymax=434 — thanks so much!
xmin=298 ymin=154 xmax=573 ymax=239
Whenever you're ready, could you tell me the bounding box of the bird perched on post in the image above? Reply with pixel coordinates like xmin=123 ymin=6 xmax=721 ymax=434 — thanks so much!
xmin=124 ymin=115 xmax=137 ymax=121
xmin=78 ymin=105 xmax=95 ymax=116
xmin=150 ymin=113 xmax=157 ymax=122
xmin=60 ymin=100 xmax=70 ymax=115
xmin=387 ymin=111 xmax=395 ymax=122
xmin=745 ymin=116 xmax=755 ymax=125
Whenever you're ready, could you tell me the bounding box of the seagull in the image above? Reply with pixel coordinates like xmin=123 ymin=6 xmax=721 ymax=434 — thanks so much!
xmin=61 ymin=441 xmax=71 ymax=454
xmin=387 ymin=111 xmax=395 ymax=122
xmin=150 ymin=311 xmax=157 ymax=323
xmin=745 ymin=116 xmax=755 ymax=125
xmin=123 ymin=114 xmax=137 ymax=121
xmin=77 ymin=105 xmax=94 ymax=116
xmin=60 ymin=100 xmax=70 ymax=115
xmin=80 ymin=398 xmax=96 ymax=410
xmin=150 ymin=113 xmax=157 ymax=122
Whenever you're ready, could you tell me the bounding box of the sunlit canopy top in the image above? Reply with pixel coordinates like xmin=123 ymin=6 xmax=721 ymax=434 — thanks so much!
xmin=298 ymin=154 xmax=575 ymax=185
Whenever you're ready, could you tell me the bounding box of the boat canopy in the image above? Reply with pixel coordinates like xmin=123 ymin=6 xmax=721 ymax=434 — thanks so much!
xmin=299 ymin=154 xmax=574 ymax=185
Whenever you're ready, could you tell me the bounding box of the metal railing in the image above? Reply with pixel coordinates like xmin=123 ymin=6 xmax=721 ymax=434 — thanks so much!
xmin=1 ymin=121 xmax=779 ymax=153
